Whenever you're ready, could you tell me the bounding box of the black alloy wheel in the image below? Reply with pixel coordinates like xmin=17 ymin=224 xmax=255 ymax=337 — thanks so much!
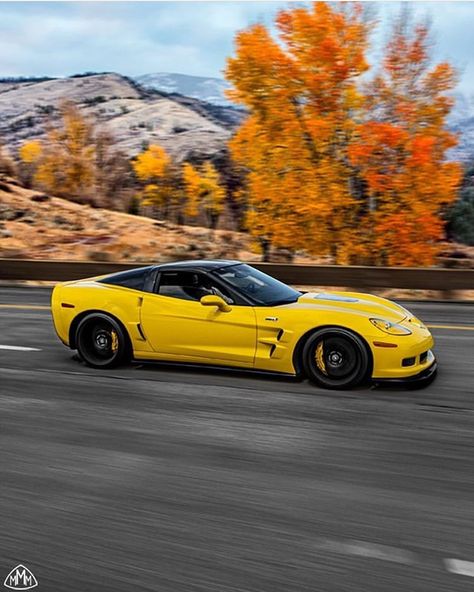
xmin=302 ymin=328 xmax=370 ymax=389
xmin=76 ymin=313 xmax=130 ymax=368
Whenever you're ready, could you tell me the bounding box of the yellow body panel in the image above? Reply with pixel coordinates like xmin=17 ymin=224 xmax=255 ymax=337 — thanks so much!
xmin=140 ymin=293 xmax=257 ymax=365
xmin=51 ymin=281 xmax=435 ymax=380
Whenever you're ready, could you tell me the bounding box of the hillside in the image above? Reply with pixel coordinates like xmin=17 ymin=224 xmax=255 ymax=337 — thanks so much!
xmin=0 ymin=73 xmax=236 ymax=160
xmin=0 ymin=176 xmax=253 ymax=262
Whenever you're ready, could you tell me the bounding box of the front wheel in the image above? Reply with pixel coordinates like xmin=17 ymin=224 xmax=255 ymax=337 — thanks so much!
xmin=76 ymin=313 xmax=131 ymax=368
xmin=302 ymin=328 xmax=370 ymax=390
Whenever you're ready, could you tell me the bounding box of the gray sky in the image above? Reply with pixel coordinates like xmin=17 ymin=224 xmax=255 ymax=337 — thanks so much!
xmin=0 ymin=1 xmax=473 ymax=95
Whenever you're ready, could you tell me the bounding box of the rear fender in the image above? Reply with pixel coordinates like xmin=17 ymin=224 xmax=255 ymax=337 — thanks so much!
xmin=54 ymin=282 xmax=152 ymax=352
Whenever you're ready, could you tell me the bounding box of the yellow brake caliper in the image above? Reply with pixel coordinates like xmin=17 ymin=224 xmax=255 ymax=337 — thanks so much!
xmin=315 ymin=341 xmax=327 ymax=375
xmin=110 ymin=330 xmax=119 ymax=353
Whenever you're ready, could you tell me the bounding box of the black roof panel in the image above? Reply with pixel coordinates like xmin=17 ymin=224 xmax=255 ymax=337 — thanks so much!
xmin=155 ymin=259 xmax=241 ymax=272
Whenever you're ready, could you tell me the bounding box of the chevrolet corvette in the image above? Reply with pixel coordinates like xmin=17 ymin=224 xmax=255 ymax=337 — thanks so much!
xmin=51 ymin=260 xmax=437 ymax=389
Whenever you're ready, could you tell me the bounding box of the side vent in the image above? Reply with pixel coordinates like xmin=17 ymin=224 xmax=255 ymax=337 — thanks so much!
xmin=258 ymin=327 xmax=291 ymax=360
xmin=137 ymin=323 xmax=146 ymax=341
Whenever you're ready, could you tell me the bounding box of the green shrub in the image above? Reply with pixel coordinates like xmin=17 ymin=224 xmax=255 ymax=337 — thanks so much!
xmin=448 ymin=189 xmax=474 ymax=245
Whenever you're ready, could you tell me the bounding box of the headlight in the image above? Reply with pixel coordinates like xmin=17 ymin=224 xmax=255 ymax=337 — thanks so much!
xmin=370 ymin=318 xmax=412 ymax=336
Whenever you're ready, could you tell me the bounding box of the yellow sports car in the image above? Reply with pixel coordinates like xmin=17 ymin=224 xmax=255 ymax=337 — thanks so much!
xmin=51 ymin=260 xmax=437 ymax=389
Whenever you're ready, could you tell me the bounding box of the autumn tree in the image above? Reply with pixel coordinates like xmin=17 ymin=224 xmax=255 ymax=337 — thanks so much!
xmin=349 ymin=12 xmax=462 ymax=265
xmin=19 ymin=103 xmax=131 ymax=207
xmin=225 ymin=2 xmax=370 ymax=261
xmin=18 ymin=140 xmax=42 ymax=188
xmin=226 ymin=2 xmax=461 ymax=265
xmin=132 ymin=144 xmax=177 ymax=217
xmin=34 ymin=102 xmax=97 ymax=202
xmin=183 ymin=161 xmax=225 ymax=229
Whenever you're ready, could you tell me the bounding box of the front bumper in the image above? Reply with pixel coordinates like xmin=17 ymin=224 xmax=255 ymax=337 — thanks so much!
xmin=373 ymin=357 xmax=438 ymax=388
xmin=370 ymin=321 xmax=435 ymax=380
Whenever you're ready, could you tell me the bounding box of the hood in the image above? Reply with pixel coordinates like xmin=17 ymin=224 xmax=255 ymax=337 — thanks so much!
xmin=284 ymin=291 xmax=409 ymax=323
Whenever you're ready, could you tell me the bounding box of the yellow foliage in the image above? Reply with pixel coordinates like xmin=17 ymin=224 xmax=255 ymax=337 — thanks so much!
xmin=133 ymin=145 xmax=170 ymax=182
xmin=182 ymin=163 xmax=201 ymax=217
xmin=19 ymin=140 xmax=42 ymax=164
xmin=182 ymin=161 xmax=225 ymax=227
xmin=132 ymin=144 xmax=176 ymax=213
xmin=33 ymin=102 xmax=97 ymax=200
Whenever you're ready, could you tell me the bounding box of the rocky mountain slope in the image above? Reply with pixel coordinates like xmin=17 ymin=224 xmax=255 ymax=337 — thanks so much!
xmin=135 ymin=72 xmax=232 ymax=106
xmin=0 ymin=73 xmax=239 ymax=161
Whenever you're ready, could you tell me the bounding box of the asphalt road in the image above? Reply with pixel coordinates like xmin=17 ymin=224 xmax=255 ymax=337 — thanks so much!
xmin=0 ymin=287 xmax=474 ymax=592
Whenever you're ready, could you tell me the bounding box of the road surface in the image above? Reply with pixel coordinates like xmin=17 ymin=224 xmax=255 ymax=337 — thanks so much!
xmin=0 ymin=287 xmax=473 ymax=591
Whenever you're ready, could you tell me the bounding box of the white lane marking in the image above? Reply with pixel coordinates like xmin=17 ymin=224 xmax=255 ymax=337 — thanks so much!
xmin=0 ymin=345 xmax=41 ymax=352
xmin=444 ymin=559 xmax=474 ymax=577
xmin=0 ymin=304 xmax=50 ymax=310
xmin=315 ymin=538 xmax=416 ymax=565
xmin=428 ymin=324 xmax=474 ymax=332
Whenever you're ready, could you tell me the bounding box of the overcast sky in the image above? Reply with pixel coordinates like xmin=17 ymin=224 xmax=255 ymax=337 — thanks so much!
xmin=0 ymin=1 xmax=473 ymax=95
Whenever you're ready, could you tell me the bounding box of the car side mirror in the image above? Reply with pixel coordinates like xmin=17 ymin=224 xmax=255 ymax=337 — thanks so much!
xmin=200 ymin=294 xmax=232 ymax=312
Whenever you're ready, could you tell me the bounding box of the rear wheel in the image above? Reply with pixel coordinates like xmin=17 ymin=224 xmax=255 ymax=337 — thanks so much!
xmin=302 ymin=328 xmax=370 ymax=390
xmin=76 ymin=313 xmax=130 ymax=368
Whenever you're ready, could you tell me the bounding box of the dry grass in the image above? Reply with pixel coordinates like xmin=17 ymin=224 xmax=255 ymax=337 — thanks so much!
xmin=0 ymin=177 xmax=255 ymax=262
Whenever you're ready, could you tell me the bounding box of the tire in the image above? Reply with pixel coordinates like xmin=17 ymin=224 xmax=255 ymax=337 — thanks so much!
xmin=76 ymin=313 xmax=131 ymax=369
xmin=302 ymin=328 xmax=370 ymax=390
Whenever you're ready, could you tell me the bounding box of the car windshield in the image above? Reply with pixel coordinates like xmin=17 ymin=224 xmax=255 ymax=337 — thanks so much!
xmin=214 ymin=264 xmax=301 ymax=306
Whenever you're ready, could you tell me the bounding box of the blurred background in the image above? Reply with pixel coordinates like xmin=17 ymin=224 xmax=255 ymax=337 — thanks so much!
xmin=0 ymin=0 xmax=473 ymax=274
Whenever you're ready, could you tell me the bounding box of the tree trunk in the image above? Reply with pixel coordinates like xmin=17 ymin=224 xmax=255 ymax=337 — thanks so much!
xmin=260 ymin=238 xmax=271 ymax=262
xmin=209 ymin=213 xmax=219 ymax=230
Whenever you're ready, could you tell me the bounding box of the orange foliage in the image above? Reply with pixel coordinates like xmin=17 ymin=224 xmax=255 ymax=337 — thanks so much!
xmin=226 ymin=2 xmax=370 ymax=261
xmin=226 ymin=2 xmax=462 ymax=265
xmin=350 ymin=13 xmax=462 ymax=265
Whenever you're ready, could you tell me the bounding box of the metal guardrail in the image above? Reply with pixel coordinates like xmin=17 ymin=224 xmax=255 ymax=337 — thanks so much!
xmin=1 ymin=258 xmax=474 ymax=290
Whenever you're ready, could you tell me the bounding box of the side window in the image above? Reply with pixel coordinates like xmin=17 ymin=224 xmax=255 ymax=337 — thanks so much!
xmin=99 ymin=267 xmax=152 ymax=291
xmin=156 ymin=272 xmax=234 ymax=303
